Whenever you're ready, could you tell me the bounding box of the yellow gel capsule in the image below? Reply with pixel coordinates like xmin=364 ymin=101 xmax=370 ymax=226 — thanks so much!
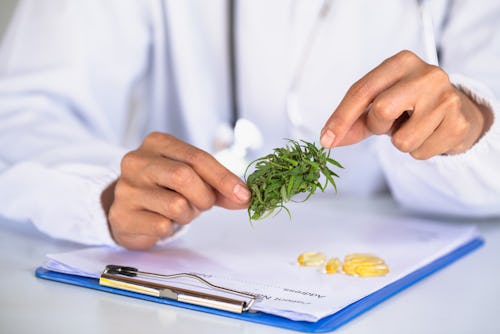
xmin=342 ymin=254 xmax=389 ymax=276
xmin=344 ymin=254 xmax=383 ymax=263
xmin=344 ymin=253 xmax=375 ymax=260
xmin=342 ymin=261 xmax=382 ymax=275
xmin=324 ymin=257 xmax=341 ymax=274
xmin=342 ymin=262 xmax=361 ymax=275
xmin=297 ymin=252 xmax=327 ymax=266
xmin=348 ymin=258 xmax=384 ymax=267
xmin=355 ymin=263 xmax=390 ymax=277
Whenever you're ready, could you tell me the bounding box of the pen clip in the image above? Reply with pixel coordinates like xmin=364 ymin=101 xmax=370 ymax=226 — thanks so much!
xmin=100 ymin=264 xmax=255 ymax=314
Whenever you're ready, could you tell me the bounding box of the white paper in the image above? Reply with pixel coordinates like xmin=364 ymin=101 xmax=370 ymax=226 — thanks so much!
xmin=44 ymin=197 xmax=480 ymax=322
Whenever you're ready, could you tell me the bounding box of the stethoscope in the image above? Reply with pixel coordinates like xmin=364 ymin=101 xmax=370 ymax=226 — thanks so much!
xmin=215 ymin=0 xmax=437 ymax=175
xmin=214 ymin=0 xmax=335 ymax=175
xmin=211 ymin=0 xmax=263 ymax=176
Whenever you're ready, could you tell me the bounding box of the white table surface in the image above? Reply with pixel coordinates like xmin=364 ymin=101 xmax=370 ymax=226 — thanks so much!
xmin=1 ymin=195 xmax=499 ymax=334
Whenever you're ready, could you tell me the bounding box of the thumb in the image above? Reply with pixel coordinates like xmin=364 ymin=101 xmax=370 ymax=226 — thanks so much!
xmin=215 ymin=183 xmax=251 ymax=210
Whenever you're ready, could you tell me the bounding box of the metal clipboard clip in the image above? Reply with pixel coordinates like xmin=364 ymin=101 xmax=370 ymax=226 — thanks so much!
xmin=99 ymin=265 xmax=256 ymax=314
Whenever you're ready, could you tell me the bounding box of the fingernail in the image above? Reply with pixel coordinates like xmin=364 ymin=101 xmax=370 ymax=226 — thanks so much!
xmin=320 ymin=129 xmax=336 ymax=148
xmin=233 ymin=183 xmax=251 ymax=202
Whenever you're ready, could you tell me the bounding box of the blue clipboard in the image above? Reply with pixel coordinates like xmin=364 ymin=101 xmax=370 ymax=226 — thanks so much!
xmin=35 ymin=237 xmax=483 ymax=333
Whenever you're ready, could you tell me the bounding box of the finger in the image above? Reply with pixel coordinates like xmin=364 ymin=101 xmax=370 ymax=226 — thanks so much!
xmin=394 ymin=86 xmax=466 ymax=158
xmin=136 ymin=186 xmax=200 ymax=225
xmin=214 ymin=185 xmax=251 ymax=209
xmin=366 ymin=81 xmax=418 ymax=135
xmin=109 ymin=203 xmax=174 ymax=238
xmin=120 ymin=148 xmax=217 ymax=212
xmin=406 ymin=115 xmax=463 ymax=160
xmin=144 ymin=156 xmax=217 ymax=211
xmin=390 ymin=101 xmax=445 ymax=153
xmin=144 ymin=133 xmax=251 ymax=208
xmin=330 ymin=113 xmax=371 ymax=147
xmin=320 ymin=51 xmax=423 ymax=148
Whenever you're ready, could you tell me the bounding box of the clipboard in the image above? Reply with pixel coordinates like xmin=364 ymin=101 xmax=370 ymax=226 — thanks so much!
xmin=35 ymin=237 xmax=483 ymax=333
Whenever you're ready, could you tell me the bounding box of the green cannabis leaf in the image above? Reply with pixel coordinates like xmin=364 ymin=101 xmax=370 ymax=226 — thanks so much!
xmin=244 ymin=139 xmax=343 ymax=221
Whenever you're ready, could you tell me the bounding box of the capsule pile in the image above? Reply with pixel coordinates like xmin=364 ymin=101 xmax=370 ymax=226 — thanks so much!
xmin=297 ymin=252 xmax=389 ymax=277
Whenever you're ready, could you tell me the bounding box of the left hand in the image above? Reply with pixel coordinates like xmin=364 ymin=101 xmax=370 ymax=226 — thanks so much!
xmin=320 ymin=50 xmax=493 ymax=159
xmin=102 ymin=132 xmax=251 ymax=250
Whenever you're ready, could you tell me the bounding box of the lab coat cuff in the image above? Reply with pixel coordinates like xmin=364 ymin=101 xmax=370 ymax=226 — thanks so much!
xmin=85 ymin=168 xmax=121 ymax=246
xmin=450 ymin=73 xmax=497 ymax=118
xmin=441 ymin=73 xmax=500 ymax=161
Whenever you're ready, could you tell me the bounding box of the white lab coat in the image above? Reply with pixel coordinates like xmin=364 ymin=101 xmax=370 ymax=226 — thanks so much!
xmin=0 ymin=0 xmax=499 ymax=246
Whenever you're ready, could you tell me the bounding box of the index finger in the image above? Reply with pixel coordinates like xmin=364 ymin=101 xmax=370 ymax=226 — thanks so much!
xmin=320 ymin=50 xmax=421 ymax=148
xmin=145 ymin=133 xmax=251 ymax=209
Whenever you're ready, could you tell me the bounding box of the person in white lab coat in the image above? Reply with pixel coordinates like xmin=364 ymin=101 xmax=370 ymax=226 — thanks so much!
xmin=0 ymin=0 xmax=499 ymax=250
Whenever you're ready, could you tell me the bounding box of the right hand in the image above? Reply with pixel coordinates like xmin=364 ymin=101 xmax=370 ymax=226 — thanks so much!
xmin=103 ymin=132 xmax=251 ymax=250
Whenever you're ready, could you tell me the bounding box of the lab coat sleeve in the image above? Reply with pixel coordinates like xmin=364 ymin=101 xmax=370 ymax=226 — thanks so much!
xmin=0 ymin=1 xmax=151 ymax=244
xmin=377 ymin=1 xmax=500 ymax=218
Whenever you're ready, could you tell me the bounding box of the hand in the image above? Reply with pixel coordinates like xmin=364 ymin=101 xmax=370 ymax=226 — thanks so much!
xmin=320 ymin=50 xmax=493 ymax=159
xmin=101 ymin=132 xmax=251 ymax=250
